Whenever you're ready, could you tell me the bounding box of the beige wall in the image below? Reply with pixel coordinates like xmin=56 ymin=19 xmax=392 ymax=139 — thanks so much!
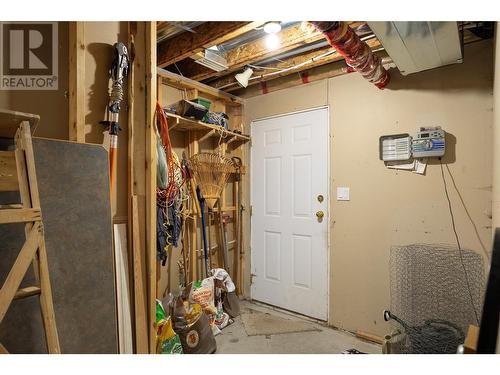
xmin=0 ymin=22 xmax=69 ymax=140
xmin=0 ymin=21 xmax=129 ymax=220
xmin=83 ymin=22 xmax=129 ymax=220
xmin=243 ymin=40 xmax=494 ymax=336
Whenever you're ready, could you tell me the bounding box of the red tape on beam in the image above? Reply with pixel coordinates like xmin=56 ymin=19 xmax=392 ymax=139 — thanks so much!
xmin=260 ymin=81 xmax=268 ymax=94
xmin=300 ymin=72 xmax=310 ymax=84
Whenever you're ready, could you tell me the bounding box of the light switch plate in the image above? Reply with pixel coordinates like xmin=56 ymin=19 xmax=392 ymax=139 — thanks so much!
xmin=337 ymin=187 xmax=350 ymax=201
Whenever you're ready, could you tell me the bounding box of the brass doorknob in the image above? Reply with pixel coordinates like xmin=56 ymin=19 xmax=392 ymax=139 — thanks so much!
xmin=316 ymin=211 xmax=324 ymax=220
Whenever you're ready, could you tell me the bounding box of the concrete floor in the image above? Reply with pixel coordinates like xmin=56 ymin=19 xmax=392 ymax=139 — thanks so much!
xmin=215 ymin=300 xmax=381 ymax=354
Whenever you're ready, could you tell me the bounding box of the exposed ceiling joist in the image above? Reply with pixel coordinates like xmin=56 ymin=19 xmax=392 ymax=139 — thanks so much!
xmin=233 ymin=53 xmax=393 ymax=98
xmin=174 ymin=21 xmax=365 ymax=82
xmin=210 ymin=37 xmax=382 ymax=91
xmin=157 ymin=21 xmax=263 ymax=68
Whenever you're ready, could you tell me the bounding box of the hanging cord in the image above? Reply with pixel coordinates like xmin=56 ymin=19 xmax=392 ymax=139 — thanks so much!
xmin=440 ymin=159 xmax=480 ymax=325
xmin=444 ymin=164 xmax=490 ymax=261
xmin=216 ymin=126 xmax=228 ymax=155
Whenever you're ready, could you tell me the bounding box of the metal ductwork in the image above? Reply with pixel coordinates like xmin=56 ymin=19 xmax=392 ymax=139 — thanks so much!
xmin=367 ymin=22 xmax=463 ymax=76
xmin=309 ymin=21 xmax=390 ymax=89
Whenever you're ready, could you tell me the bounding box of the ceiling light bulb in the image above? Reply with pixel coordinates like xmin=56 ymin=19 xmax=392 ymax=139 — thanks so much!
xmin=265 ymin=33 xmax=280 ymax=51
xmin=264 ymin=22 xmax=282 ymax=34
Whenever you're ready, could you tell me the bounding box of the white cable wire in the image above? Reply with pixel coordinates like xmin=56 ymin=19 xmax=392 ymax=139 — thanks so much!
xmin=219 ymin=34 xmax=379 ymax=90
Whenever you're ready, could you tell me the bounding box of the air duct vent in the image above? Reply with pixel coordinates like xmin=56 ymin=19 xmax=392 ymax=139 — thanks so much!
xmin=368 ymin=22 xmax=463 ymax=76
xmin=191 ymin=49 xmax=228 ymax=72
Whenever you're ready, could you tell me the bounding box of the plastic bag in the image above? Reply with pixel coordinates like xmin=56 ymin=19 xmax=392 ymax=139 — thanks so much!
xmin=189 ymin=277 xmax=217 ymax=323
xmin=211 ymin=268 xmax=240 ymax=318
xmin=155 ymin=300 xmax=183 ymax=354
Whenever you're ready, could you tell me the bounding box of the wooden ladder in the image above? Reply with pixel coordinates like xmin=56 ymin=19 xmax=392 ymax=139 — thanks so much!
xmin=0 ymin=111 xmax=60 ymax=354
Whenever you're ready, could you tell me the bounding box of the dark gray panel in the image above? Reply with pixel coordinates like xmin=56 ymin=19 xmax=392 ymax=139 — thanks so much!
xmin=0 ymin=138 xmax=117 ymax=353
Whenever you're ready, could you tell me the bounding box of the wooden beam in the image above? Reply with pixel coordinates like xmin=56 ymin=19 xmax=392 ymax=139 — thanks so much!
xmin=235 ymin=53 xmax=392 ymax=98
xmin=68 ymin=22 xmax=86 ymax=143
xmin=212 ymin=37 xmax=382 ymax=91
xmin=145 ymin=21 xmax=157 ymax=354
xmin=157 ymin=22 xmax=261 ymax=68
xmin=157 ymin=68 xmax=244 ymax=105
xmin=131 ymin=195 xmax=148 ymax=353
xmin=180 ymin=22 xmax=364 ymax=82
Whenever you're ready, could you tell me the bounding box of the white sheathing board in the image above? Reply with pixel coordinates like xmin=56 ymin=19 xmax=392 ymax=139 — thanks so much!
xmin=113 ymin=223 xmax=133 ymax=354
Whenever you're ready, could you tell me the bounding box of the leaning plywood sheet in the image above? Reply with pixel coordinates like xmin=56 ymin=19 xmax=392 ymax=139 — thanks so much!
xmin=0 ymin=138 xmax=118 ymax=353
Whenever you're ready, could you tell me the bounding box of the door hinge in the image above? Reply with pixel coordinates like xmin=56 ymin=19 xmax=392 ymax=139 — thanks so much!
xmin=250 ymin=273 xmax=257 ymax=285
xmin=249 ymin=205 xmax=252 ymax=216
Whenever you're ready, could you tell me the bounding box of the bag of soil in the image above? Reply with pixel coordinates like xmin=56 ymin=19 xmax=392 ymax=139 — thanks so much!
xmin=170 ymin=294 xmax=216 ymax=354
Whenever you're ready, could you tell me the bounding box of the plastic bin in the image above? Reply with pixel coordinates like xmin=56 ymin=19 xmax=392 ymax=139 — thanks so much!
xmin=193 ymin=98 xmax=211 ymax=122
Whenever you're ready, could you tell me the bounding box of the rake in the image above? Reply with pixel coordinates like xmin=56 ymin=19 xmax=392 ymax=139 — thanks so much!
xmin=188 ymin=153 xmax=234 ymax=209
xmin=189 ymin=153 xmax=234 ymax=277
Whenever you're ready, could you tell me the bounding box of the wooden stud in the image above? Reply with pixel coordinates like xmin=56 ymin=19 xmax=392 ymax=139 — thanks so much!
xmin=128 ymin=22 xmax=150 ymax=354
xmin=132 ymin=195 xmax=148 ymax=354
xmin=157 ymin=22 xmax=261 ymax=68
xmin=68 ymin=22 xmax=86 ymax=143
xmin=145 ymin=21 xmax=157 ymax=354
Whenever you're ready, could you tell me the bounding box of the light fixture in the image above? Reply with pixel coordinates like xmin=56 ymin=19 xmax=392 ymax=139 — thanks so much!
xmin=264 ymin=22 xmax=282 ymax=34
xmin=265 ymin=33 xmax=280 ymax=51
xmin=235 ymin=67 xmax=253 ymax=88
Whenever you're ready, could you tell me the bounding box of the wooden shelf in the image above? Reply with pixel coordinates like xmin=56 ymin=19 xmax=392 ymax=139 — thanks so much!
xmin=165 ymin=112 xmax=250 ymax=143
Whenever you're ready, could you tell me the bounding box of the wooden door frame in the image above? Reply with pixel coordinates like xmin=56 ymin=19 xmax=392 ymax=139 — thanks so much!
xmin=249 ymin=105 xmax=331 ymax=322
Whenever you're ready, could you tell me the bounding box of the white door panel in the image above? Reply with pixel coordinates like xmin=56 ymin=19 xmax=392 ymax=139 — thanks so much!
xmin=251 ymin=107 xmax=329 ymax=320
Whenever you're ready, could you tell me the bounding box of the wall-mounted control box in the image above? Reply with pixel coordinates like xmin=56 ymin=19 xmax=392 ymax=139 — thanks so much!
xmin=380 ymin=127 xmax=445 ymax=161
xmin=412 ymin=128 xmax=445 ymax=158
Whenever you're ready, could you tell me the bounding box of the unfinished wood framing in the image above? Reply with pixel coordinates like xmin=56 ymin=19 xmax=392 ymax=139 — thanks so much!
xmin=127 ymin=21 xmax=156 ymax=354
xmin=175 ymin=22 xmax=365 ymax=82
xmin=157 ymin=22 xmax=261 ymax=68
xmin=157 ymin=67 xmax=243 ymax=105
xmin=145 ymin=21 xmax=158 ymax=354
xmin=68 ymin=22 xmax=86 ymax=143
xmin=157 ymin=69 xmax=249 ymax=298
xmin=211 ymin=38 xmax=383 ymax=91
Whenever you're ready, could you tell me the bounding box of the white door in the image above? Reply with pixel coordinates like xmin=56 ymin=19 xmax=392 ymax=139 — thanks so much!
xmin=250 ymin=107 xmax=329 ymax=320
